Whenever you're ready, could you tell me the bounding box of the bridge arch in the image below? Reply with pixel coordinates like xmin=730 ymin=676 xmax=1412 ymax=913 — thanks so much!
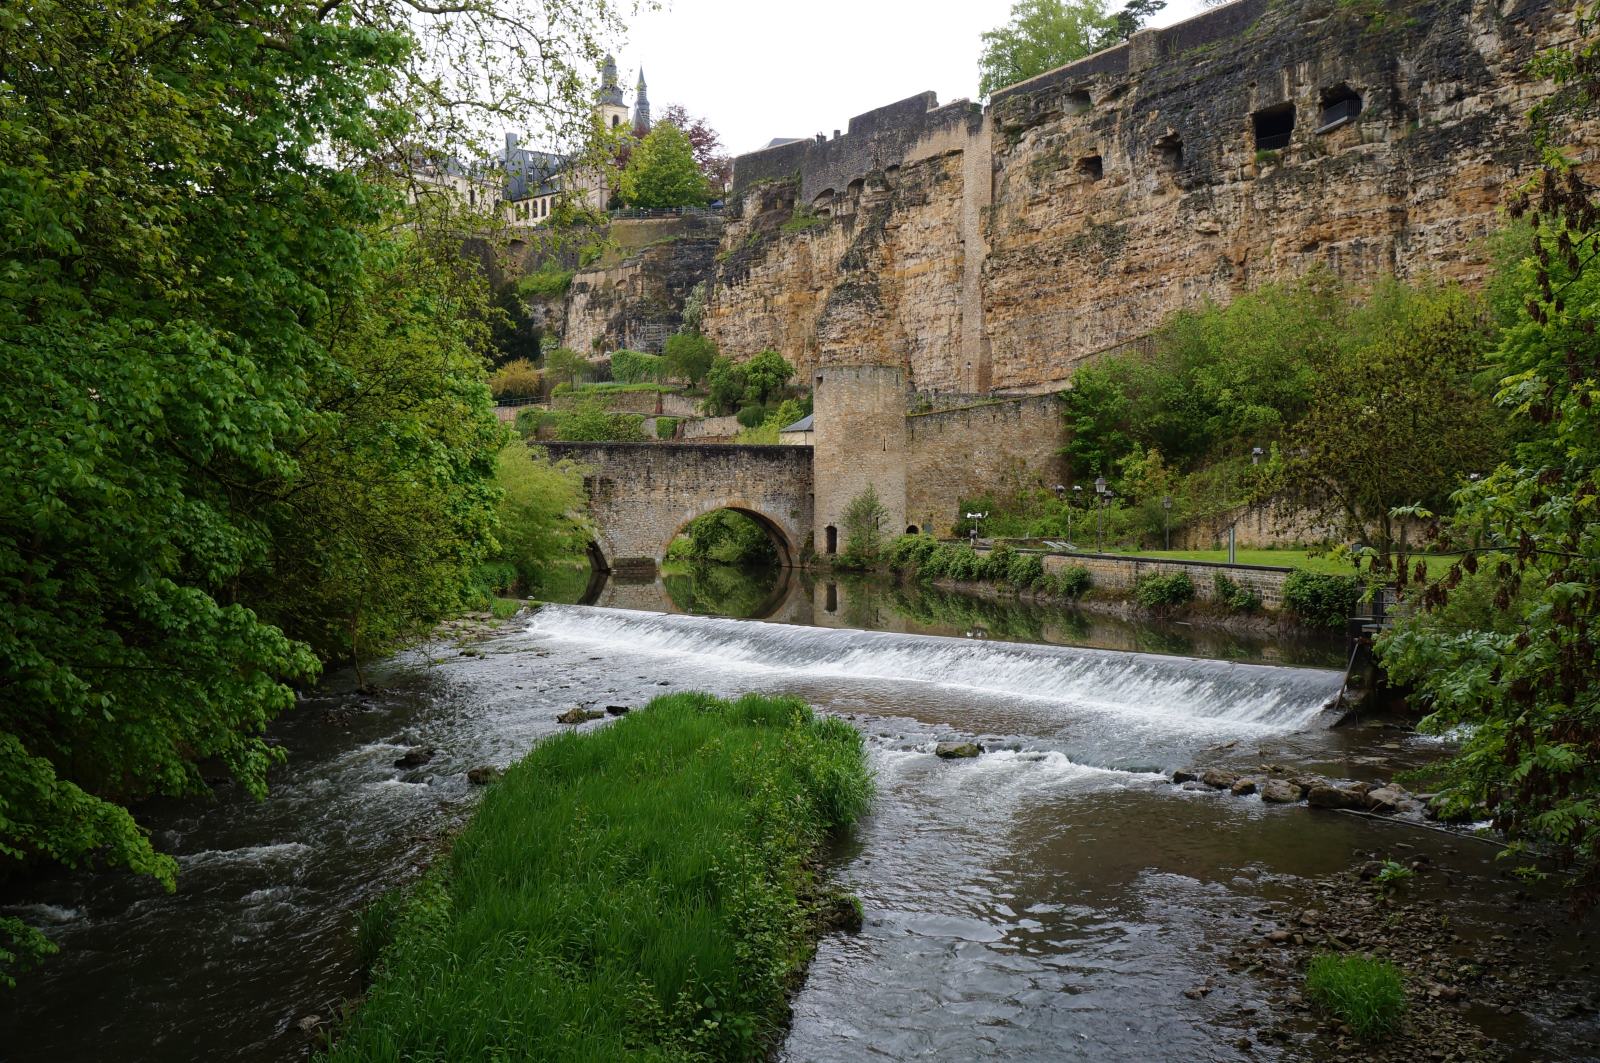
xmin=666 ymin=501 xmax=798 ymax=570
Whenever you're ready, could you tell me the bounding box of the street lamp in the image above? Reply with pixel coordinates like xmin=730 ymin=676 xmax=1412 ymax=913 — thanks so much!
xmin=1162 ymin=495 xmax=1173 ymax=551
xmin=1251 ymin=446 xmax=1265 ymax=466
xmin=1097 ymin=490 xmax=1113 ymax=552
xmin=1069 ymin=484 xmax=1083 ymax=546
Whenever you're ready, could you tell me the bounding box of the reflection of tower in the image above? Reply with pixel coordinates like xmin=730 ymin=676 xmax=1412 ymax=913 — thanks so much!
xmin=597 ymin=54 xmax=628 ymax=131
xmin=631 ymin=69 xmax=651 ymax=135
xmin=812 ymin=364 xmax=908 ymax=557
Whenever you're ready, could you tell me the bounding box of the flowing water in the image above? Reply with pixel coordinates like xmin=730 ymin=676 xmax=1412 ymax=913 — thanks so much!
xmin=3 ymin=570 xmax=1596 ymax=1061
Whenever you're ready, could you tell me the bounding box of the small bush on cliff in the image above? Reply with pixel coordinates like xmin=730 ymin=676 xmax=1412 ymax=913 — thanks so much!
xmin=487 ymin=358 xmax=543 ymax=402
xmin=552 ymin=401 xmax=647 ymax=442
xmin=609 ymin=349 xmax=665 ymax=385
xmin=1283 ymin=571 xmax=1362 ymax=629
xmin=1134 ymin=572 xmax=1195 ymax=613
xmin=1006 ymin=552 xmax=1046 ymax=589
xmin=516 ymin=264 xmax=575 ymax=299
xmin=1213 ymin=571 xmax=1262 ymax=614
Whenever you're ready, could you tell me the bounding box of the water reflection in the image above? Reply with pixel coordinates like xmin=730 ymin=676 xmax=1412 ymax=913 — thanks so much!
xmin=545 ymin=563 xmax=1345 ymax=668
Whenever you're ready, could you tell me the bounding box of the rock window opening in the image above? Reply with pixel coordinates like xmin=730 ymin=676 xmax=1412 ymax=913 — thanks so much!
xmin=906 ymin=525 xmax=919 ymax=535
xmin=1154 ymin=134 xmax=1182 ymax=172
xmin=825 ymin=525 xmax=838 ymax=555
xmin=1317 ymin=86 xmax=1362 ymax=132
xmin=1065 ymin=89 xmax=1091 ymax=115
xmin=1252 ymin=103 xmax=1295 ymax=151
xmin=1078 ymin=155 xmax=1103 ymax=181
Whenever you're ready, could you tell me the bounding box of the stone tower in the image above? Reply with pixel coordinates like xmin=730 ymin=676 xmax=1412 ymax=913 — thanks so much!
xmin=596 ymin=55 xmax=628 ymax=132
xmin=631 ymin=69 xmax=651 ymax=135
xmin=812 ymin=364 xmax=908 ymax=558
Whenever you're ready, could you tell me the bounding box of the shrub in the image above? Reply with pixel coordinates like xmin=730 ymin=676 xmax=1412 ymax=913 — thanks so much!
xmin=1213 ymin=571 xmax=1263 ymax=614
xmin=1304 ymin=954 xmax=1406 ymax=1037
xmin=663 ymin=331 xmax=716 ymax=386
xmin=887 ymin=533 xmax=939 ymax=571
xmin=1134 ymin=571 xmax=1196 ymax=612
xmin=1006 ymin=552 xmax=1045 ymax=589
xmin=655 ymin=416 xmax=679 ymax=439
xmin=839 ymin=485 xmax=889 ymax=568
xmin=735 ymin=403 xmax=768 ymax=429
xmin=1283 ymin=570 xmax=1363 ymax=628
xmin=980 ymin=542 xmax=1014 ymax=581
xmin=946 ymin=545 xmax=982 ymax=582
xmin=1050 ymin=566 xmax=1092 ymax=598
xmin=553 ymin=401 xmax=647 ymax=442
xmin=487 ymin=358 xmax=542 ymax=402
xmin=610 ymin=349 xmax=665 ymax=384
xmin=516 ymin=264 xmax=575 ymax=299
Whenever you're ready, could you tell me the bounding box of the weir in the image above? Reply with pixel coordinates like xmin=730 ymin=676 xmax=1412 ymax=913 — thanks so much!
xmin=528 ymin=606 xmax=1347 ymax=731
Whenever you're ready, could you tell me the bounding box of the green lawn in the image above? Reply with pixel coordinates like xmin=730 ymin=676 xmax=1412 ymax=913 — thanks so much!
xmin=1115 ymin=548 xmax=1457 ymax=577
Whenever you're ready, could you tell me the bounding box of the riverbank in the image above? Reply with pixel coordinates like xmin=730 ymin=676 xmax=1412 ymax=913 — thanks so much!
xmin=323 ymin=691 xmax=871 ymax=1061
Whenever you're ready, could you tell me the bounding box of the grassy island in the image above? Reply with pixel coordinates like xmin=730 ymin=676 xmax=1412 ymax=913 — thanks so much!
xmin=327 ymin=692 xmax=871 ymax=1062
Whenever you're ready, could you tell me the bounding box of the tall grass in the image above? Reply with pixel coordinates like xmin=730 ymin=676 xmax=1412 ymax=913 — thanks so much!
xmin=1304 ymin=953 xmax=1407 ymax=1037
xmin=325 ymin=692 xmax=871 ymax=1062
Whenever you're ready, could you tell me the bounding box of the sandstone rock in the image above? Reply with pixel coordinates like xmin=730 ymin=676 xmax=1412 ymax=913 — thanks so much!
xmin=1265 ymin=930 xmax=1292 ymax=944
xmin=1364 ymin=786 xmax=1408 ymax=813
xmin=1259 ymin=779 xmax=1302 ymax=804
xmin=935 ymin=741 xmax=982 ymax=759
xmin=1230 ymin=778 xmax=1258 ymax=797
xmin=466 ymin=766 xmax=501 ymax=785
xmin=392 ymin=747 xmax=434 ymax=768
xmin=557 ymin=707 xmax=603 ymax=725
xmin=1306 ymin=784 xmax=1366 ymax=811
xmin=1201 ymin=769 xmax=1239 ymax=790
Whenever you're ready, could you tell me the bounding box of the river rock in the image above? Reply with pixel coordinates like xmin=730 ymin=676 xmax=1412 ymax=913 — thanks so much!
xmin=466 ymin=765 xmax=501 ymax=785
xmin=557 ymin=707 xmax=603 ymax=725
xmin=1201 ymin=769 xmax=1239 ymax=790
xmin=1230 ymin=778 xmax=1258 ymax=796
xmin=1172 ymin=769 xmax=1200 ymax=784
xmin=935 ymin=741 xmax=982 ymax=759
xmin=393 ymin=746 xmax=434 ymax=768
xmin=1364 ymin=786 xmax=1409 ymax=813
xmin=604 ymin=705 xmax=631 ymax=716
xmin=1259 ymin=779 xmax=1302 ymax=803
xmin=1306 ymin=784 xmax=1367 ymax=811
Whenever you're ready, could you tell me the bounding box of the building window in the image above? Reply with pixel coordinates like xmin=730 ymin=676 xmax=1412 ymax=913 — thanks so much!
xmin=1252 ymin=103 xmax=1295 ymax=151
xmin=1078 ymin=155 xmax=1103 ymax=181
xmin=1317 ymin=85 xmax=1362 ymax=132
xmin=611 ymin=114 xmax=619 ymax=128
xmin=468 ymin=188 xmax=477 ymax=206
xmin=825 ymin=525 xmax=838 ymax=555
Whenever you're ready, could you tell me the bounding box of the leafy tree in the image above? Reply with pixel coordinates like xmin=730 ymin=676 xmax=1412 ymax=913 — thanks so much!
xmin=488 ymin=446 xmax=591 ymax=593
xmin=554 ymin=401 xmax=648 ymax=441
xmin=543 ymin=346 xmax=592 ymax=388
xmin=1278 ymin=284 xmax=1503 ymax=570
xmin=978 ymin=0 xmax=1117 ymax=99
xmin=841 ymin=486 xmax=890 ymax=568
xmin=618 ymin=122 xmax=709 ymax=209
xmin=704 ymin=356 xmax=748 ymax=415
xmin=672 ymin=510 xmax=778 ymax=567
xmin=610 ymin=349 xmax=665 ymax=384
xmin=742 ymin=349 xmax=796 ymax=406
xmin=489 ymin=358 xmax=544 ymax=400
xmin=1100 ymin=0 xmax=1165 ymax=46
xmin=664 ymin=331 xmax=717 ymax=386
xmin=658 ymin=104 xmax=733 ymax=195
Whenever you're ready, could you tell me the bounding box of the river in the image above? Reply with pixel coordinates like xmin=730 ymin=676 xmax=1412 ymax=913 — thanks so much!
xmin=3 ymin=566 xmax=1596 ymax=1060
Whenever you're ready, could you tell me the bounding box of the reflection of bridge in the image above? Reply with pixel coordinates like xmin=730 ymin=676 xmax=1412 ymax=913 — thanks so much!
xmin=540 ymin=442 xmax=814 ymax=572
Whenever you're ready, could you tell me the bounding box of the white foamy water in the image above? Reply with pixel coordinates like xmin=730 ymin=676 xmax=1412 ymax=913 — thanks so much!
xmin=529 ymin=606 xmax=1346 ymax=731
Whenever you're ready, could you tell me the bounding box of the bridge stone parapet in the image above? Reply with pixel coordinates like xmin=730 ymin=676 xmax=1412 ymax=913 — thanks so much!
xmin=539 ymin=441 xmax=814 ymax=573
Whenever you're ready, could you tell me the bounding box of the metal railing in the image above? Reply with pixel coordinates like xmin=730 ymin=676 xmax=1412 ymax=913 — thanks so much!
xmin=607 ymin=205 xmax=724 ymax=220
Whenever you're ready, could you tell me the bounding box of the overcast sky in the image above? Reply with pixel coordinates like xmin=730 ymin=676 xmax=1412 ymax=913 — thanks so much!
xmin=607 ymin=0 xmax=1210 ymax=158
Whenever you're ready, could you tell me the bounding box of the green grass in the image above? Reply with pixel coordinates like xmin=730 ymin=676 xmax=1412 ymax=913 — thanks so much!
xmin=557 ymin=381 xmax=682 ymax=395
xmin=486 ymin=597 xmax=523 ymax=620
xmin=1304 ymin=954 xmax=1407 ymax=1037
xmin=1115 ymin=548 xmax=1456 ymax=577
xmin=326 ymin=692 xmax=871 ymax=1062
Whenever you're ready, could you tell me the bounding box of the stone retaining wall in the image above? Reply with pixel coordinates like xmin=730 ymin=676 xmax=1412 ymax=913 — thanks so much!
xmin=1040 ymin=551 xmax=1293 ymax=608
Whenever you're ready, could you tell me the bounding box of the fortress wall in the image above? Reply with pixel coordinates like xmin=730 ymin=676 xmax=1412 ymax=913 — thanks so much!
xmin=905 ymin=396 xmax=1067 ymax=537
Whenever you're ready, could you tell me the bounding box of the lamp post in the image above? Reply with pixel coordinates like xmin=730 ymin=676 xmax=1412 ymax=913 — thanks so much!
xmin=1094 ymin=477 xmax=1108 ymax=552
xmin=1070 ymin=484 xmax=1083 ymax=546
xmin=1162 ymin=495 xmax=1173 ymax=551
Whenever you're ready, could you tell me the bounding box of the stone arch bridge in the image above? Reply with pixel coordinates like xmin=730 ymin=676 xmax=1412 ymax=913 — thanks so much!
xmin=539 ymin=442 xmax=814 ymax=572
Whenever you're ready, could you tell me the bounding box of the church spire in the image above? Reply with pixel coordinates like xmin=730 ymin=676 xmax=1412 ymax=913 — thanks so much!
xmin=631 ymin=68 xmax=651 ymax=134
xmin=597 ymin=54 xmax=624 ymax=107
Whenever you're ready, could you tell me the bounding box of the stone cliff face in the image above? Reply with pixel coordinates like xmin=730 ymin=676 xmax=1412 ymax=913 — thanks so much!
xmin=654 ymin=0 xmax=1587 ymax=393
xmin=560 ymin=215 xmax=723 ymax=354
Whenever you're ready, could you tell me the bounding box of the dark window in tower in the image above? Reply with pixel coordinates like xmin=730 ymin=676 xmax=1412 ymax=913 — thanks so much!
xmin=1317 ymin=85 xmax=1362 ymax=132
xmin=1252 ymin=103 xmax=1295 ymax=151
xmin=611 ymin=114 xmax=619 ymax=128
xmin=825 ymin=526 xmax=838 ymax=555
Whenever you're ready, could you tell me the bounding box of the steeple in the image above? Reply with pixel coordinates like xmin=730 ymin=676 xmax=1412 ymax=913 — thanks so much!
xmin=597 ymin=54 xmax=624 ymax=107
xmin=631 ymin=68 xmax=651 ymax=134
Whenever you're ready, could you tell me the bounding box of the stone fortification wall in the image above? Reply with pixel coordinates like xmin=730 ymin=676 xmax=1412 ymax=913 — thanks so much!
xmin=812 ymin=364 xmax=908 ymax=553
xmin=703 ymin=0 xmax=1589 ymax=393
xmin=905 ymin=396 xmax=1067 ymax=536
xmin=678 ymin=414 xmax=742 ymax=441
xmin=1041 ymin=551 xmax=1292 ymax=608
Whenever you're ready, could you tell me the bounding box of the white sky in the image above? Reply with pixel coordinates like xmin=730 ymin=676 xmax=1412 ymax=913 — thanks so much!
xmin=609 ymin=0 xmax=1210 ymax=158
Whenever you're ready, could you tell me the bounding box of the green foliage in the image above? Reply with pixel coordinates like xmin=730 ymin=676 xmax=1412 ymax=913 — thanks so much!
xmin=656 ymin=416 xmax=680 ymax=438
xmin=736 ymin=404 xmax=769 ymax=429
xmin=516 ymin=264 xmax=575 ymax=299
xmin=887 ymin=533 xmax=943 ymax=571
xmin=552 ymin=401 xmax=648 ymax=442
xmin=1048 ymin=565 xmax=1093 ymax=598
xmin=610 ymin=349 xmax=666 ymax=384
xmin=782 ymin=207 xmax=827 ymax=233
xmin=325 ymin=692 xmax=870 ymax=1061
xmin=1213 ymin=572 xmax=1262 ymax=614
xmin=1304 ymin=954 xmax=1406 ymax=1037
xmin=619 ymin=122 xmax=711 ymax=208
xmin=704 ymin=355 xmax=747 ymax=415
xmin=671 ymin=510 xmax=779 ymax=567
xmin=1283 ymin=571 xmax=1363 ymax=629
xmin=483 ymin=446 xmax=591 ymax=596
xmin=978 ymin=0 xmax=1117 ymax=98
xmin=487 ymin=358 xmax=543 ymax=401
xmin=664 ymin=331 xmax=717 ymax=386
xmin=542 ymin=346 xmax=592 ymax=388
xmin=1374 ymin=859 xmax=1415 ymax=893
xmin=1134 ymin=572 xmax=1196 ymax=612
xmin=1007 ymin=552 xmax=1046 ymax=588
xmin=662 ymin=562 xmax=783 ymax=619
xmin=743 ymin=350 xmax=797 ymax=407
xmin=735 ymin=398 xmax=810 ymax=445
xmin=840 ymin=486 xmax=890 ymax=568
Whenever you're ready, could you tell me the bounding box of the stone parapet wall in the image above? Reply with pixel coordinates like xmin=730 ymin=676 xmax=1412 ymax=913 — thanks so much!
xmin=678 ymin=414 xmax=741 ymax=441
xmin=1041 ymin=551 xmax=1292 ymax=608
xmin=551 ymin=389 xmax=674 ymax=415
